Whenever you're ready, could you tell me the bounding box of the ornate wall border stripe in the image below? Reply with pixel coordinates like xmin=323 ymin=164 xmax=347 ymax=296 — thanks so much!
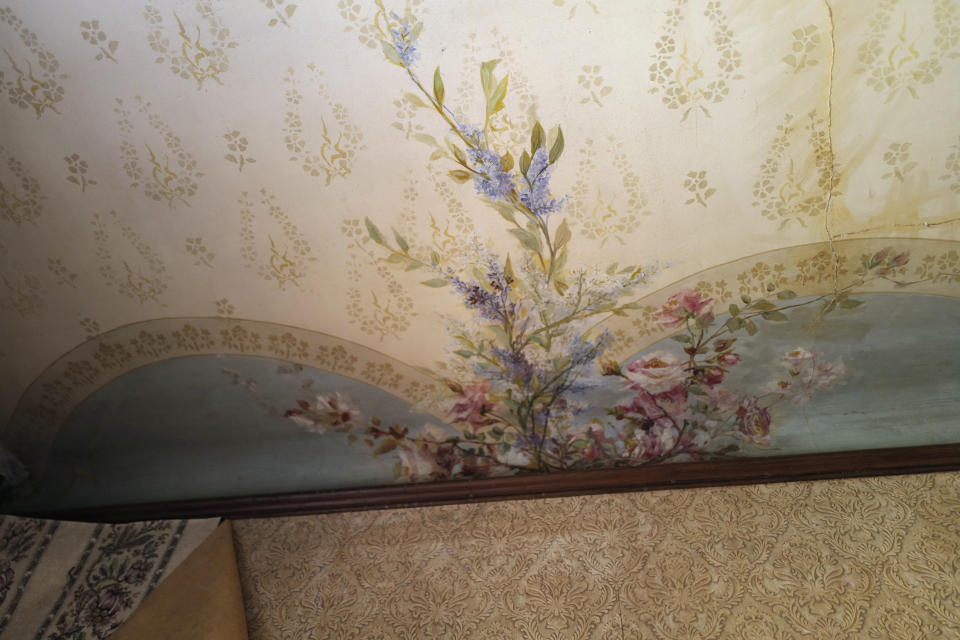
xmin=603 ymin=236 xmax=960 ymax=358
xmin=4 ymin=318 xmax=440 ymax=470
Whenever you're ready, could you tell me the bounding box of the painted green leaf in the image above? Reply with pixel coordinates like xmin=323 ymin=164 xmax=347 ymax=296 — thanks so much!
xmin=840 ymin=298 xmax=864 ymax=309
xmin=454 ymin=349 xmax=474 ymax=358
xmin=392 ymin=228 xmax=409 ymax=252
xmin=381 ymin=41 xmax=402 ymax=66
xmin=504 ymin=254 xmax=515 ymax=282
xmin=364 ymin=217 xmax=385 ymax=245
xmin=776 ymin=290 xmax=797 ymax=300
xmin=501 ymin=151 xmax=514 ymax=172
xmin=519 ymin=149 xmax=531 ymax=176
xmin=489 ymin=325 xmax=510 ymax=348
xmin=433 ymin=66 xmax=444 ymax=105
xmin=554 ymin=219 xmax=572 ymax=249
xmin=549 ymin=126 xmax=564 ymax=163
xmin=488 ymin=75 xmax=508 ymax=114
xmin=728 ymin=303 xmax=740 ymax=317
xmin=495 ymin=203 xmax=517 ymax=225
xmin=509 ymin=227 xmax=542 ymax=252
xmin=671 ymin=334 xmax=692 ymax=343
xmin=531 ymin=122 xmax=545 ymax=152
xmin=480 ymin=59 xmax=500 ymax=96
xmin=761 ymin=310 xmax=789 ymax=321
xmin=745 ymin=320 xmax=759 ymax=336
xmin=725 ymin=316 xmax=743 ymax=331
xmin=750 ymin=299 xmax=776 ymax=311
xmin=373 ymin=438 xmax=397 ymax=456
xmin=449 ymin=143 xmax=468 ymax=166
xmin=421 ymin=278 xmax=449 ymax=287
xmin=448 ymin=169 xmax=471 ymax=183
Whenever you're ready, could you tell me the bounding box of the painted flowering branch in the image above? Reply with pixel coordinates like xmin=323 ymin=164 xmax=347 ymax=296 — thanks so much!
xmin=283 ymin=9 xmax=932 ymax=483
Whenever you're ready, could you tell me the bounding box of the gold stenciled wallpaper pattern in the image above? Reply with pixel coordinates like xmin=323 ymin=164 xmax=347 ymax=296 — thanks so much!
xmin=0 ymin=0 xmax=958 ymax=442
xmin=232 ymin=471 xmax=960 ymax=639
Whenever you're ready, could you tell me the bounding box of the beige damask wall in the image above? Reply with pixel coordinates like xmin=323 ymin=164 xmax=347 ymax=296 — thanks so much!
xmin=1 ymin=0 xmax=959 ymax=443
xmin=233 ymin=471 xmax=960 ymax=639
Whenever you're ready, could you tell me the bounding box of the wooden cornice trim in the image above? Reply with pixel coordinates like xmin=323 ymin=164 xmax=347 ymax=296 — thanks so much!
xmin=15 ymin=443 xmax=960 ymax=523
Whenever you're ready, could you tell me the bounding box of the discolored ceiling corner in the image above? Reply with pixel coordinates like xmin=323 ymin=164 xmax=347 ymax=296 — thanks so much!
xmin=0 ymin=0 xmax=958 ymax=510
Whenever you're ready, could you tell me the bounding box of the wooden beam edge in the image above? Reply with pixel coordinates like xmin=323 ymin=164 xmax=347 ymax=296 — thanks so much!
xmin=13 ymin=443 xmax=960 ymax=523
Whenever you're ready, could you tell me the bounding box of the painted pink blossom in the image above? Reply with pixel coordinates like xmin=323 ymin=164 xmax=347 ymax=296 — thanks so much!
xmin=736 ymin=397 xmax=771 ymax=445
xmin=286 ymin=392 xmax=361 ymax=434
xmin=658 ymin=290 xmax=714 ymax=328
xmin=717 ymin=352 xmax=741 ymax=367
xmin=396 ymin=444 xmax=444 ymax=481
xmin=623 ymin=350 xmax=687 ymax=393
xmin=449 ymin=382 xmax=497 ymax=432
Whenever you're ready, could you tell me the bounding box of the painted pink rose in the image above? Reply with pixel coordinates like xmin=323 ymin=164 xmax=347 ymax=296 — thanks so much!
xmin=717 ymin=352 xmax=741 ymax=367
xmin=658 ymin=290 xmax=714 ymax=328
xmin=736 ymin=397 xmax=771 ymax=446
xmin=396 ymin=444 xmax=444 ymax=481
xmin=694 ymin=366 xmax=725 ymax=388
xmin=450 ymin=382 xmax=497 ymax=432
xmin=782 ymin=347 xmax=815 ymax=367
xmin=624 ymin=350 xmax=687 ymax=393
xmin=640 ymin=424 xmax=678 ymax=459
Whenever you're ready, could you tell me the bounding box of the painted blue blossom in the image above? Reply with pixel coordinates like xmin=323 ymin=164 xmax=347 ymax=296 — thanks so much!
xmin=390 ymin=13 xmax=419 ymax=67
xmin=520 ymin=148 xmax=564 ymax=219
xmin=468 ymin=148 xmax=515 ymax=202
xmin=457 ymin=121 xmax=485 ymax=147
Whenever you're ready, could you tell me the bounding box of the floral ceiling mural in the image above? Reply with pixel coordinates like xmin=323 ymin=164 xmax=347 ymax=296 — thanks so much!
xmin=0 ymin=0 xmax=958 ymax=509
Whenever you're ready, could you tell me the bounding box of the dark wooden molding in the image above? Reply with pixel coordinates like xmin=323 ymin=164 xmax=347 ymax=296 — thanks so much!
xmin=10 ymin=443 xmax=960 ymax=523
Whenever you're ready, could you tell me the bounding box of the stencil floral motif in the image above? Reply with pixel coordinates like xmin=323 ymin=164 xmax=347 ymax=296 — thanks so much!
xmin=551 ymin=0 xmax=599 ymax=20
xmin=683 ymin=170 xmax=715 ymax=206
xmin=0 ymin=268 xmax=43 ymax=317
xmin=239 ymin=188 xmax=316 ymax=290
xmin=648 ymin=0 xmax=744 ymax=120
xmin=282 ymin=64 xmax=365 ymax=184
xmin=782 ymin=24 xmax=821 ymax=73
xmin=753 ymin=112 xmax=835 ymax=228
xmin=143 ymin=1 xmax=238 ymax=88
xmin=0 ymin=7 xmax=67 ymax=117
xmin=881 ymin=141 xmax=917 ymax=182
xmin=79 ymin=19 xmax=119 ymax=63
xmin=260 ymin=0 xmax=298 ymax=27
xmin=577 ymin=65 xmax=613 ymax=106
xmin=939 ymin=135 xmax=960 ymax=193
xmin=47 ymin=258 xmax=78 ymax=287
xmin=184 ymin=236 xmax=215 ymax=267
xmin=223 ymin=130 xmax=255 ymax=171
xmin=856 ymin=0 xmax=960 ymax=102
xmin=215 ymin=298 xmax=235 ymax=317
xmin=0 ymin=147 xmax=43 ymax=225
xmin=341 ymin=217 xmax=417 ymax=340
xmin=274 ymin=10 xmax=930 ymax=484
xmin=114 ymin=96 xmax=203 ymax=208
xmin=92 ymin=210 xmax=169 ymax=304
xmin=568 ymin=137 xmax=649 ymax=245
xmin=64 ymin=154 xmax=96 ymax=192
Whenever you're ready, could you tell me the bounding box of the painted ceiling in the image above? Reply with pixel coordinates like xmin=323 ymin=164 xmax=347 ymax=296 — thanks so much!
xmin=1 ymin=0 xmax=959 ymax=509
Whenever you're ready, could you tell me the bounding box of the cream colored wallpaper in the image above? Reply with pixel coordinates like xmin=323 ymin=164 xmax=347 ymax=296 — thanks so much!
xmin=233 ymin=471 xmax=960 ymax=639
xmin=0 ymin=1 xmax=958 ymax=444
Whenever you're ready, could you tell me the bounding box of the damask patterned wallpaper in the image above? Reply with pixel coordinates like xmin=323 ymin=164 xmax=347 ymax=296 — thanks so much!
xmin=233 ymin=471 xmax=960 ymax=638
xmin=0 ymin=1 xmax=958 ymax=500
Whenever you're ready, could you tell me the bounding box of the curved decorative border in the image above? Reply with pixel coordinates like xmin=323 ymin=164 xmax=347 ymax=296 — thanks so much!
xmin=4 ymin=318 xmax=440 ymax=469
xmin=7 ymin=237 xmax=959 ymax=470
xmin=604 ymin=236 xmax=960 ymax=358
